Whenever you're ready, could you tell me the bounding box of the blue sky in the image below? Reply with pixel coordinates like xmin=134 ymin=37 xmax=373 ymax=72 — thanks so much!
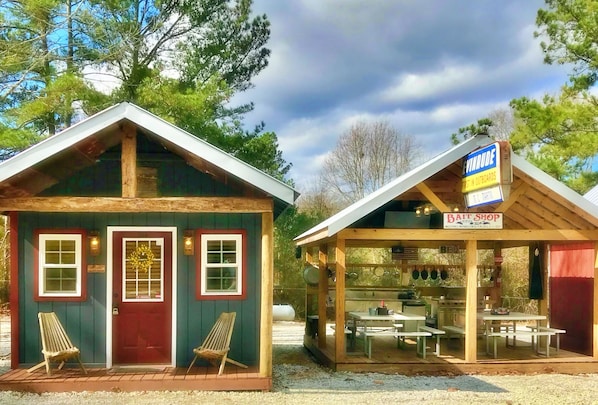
xmin=230 ymin=0 xmax=571 ymax=191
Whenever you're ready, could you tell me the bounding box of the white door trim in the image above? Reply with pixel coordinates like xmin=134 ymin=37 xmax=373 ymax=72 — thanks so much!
xmin=106 ymin=226 xmax=178 ymax=368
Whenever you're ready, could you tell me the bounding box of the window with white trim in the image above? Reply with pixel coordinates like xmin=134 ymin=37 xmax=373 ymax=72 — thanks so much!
xmin=200 ymin=233 xmax=243 ymax=296
xmin=38 ymin=234 xmax=82 ymax=297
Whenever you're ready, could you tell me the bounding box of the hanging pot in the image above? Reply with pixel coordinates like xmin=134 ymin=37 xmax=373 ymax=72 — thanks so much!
xmin=421 ymin=269 xmax=428 ymax=280
xmin=412 ymin=269 xmax=419 ymax=280
xmin=440 ymin=269 xmax=448 ymax=280
xmin=430 ymin=269 xmax=438 ymax=280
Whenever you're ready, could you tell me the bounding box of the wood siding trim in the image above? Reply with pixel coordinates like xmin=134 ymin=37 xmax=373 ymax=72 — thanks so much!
xmin=0 ymin=197 xmax=273 ymax=213
xmin=9 ymin=212 xmax=19 ymax=369
xmin=259 ymin=211 xmax=273 ymax=377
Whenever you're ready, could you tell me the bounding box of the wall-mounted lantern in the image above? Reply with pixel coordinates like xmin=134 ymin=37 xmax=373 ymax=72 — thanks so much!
xmin=183 ymin=230 xmax=194 ymax=255
xmin=89 ymin=231 xmax=101 ymax=256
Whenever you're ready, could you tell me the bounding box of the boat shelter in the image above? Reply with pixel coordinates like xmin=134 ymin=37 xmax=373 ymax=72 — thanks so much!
xmin=294 ymin=135 xmax=598 ymax=374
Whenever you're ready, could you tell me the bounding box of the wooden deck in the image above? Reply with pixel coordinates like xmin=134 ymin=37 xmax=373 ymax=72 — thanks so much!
xmin=306 ymin=332 xmax=598 ymax=375
xmin=0 ymin=365 xmax=270 ymax=393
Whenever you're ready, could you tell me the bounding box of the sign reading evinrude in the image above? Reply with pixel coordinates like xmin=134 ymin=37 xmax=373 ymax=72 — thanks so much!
xmin=462 ymin=141 xmax=512 ymax=208
xmin=462 ymin=142 xmax=500 ymax=193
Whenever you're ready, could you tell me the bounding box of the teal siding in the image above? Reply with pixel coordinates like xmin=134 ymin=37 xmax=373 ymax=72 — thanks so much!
xmin=18 ymin=134 xmax=265 ymax=368
xmin=18 ymin=212 xmax=262 ymax=368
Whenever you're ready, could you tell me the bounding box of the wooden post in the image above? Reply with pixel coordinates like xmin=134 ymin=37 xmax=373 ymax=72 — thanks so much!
xmin=334 ymin=238 xmax=346 ymax=360
xmin=318 ymin=245 xmax=328 ymax=347
xmin=305 ymin=249 xmax=313 ymax=326
xmin=464 ymin=239 xmax=478 ymax=363
xmin=121 ymin=125 xmax=137 ymax=198
xmin=259 ymin=210 xmax=274 ymax=377
xmin=594 ymin=241 xmax=598 ymax=359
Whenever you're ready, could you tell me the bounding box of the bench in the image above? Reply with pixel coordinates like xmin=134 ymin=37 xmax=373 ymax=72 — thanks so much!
xmin=418 ymin=325 xmax=445 ymax=356
xmin=485 ymin=330 xmax=555 ymax=358
xmin=362 ymin=329 xmax=431 ymax=359
xmin=442 ymin=325 xmax=465 ymax=347
xmin=330 ymin=325 xmax=354 ymax=349
xmin=528 ymin=326 xmax=566 ymax=354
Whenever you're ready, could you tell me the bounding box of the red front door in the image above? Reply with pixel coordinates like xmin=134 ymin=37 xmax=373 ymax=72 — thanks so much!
xmin=112 ymin=231 xmax=172 ymax=364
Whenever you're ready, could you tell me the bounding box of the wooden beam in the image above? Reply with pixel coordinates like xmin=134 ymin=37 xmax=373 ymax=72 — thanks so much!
xmin=416 ymin=182 xmax=450 ymax=212
xmin=338 ymin=228 xmax=598 ymax=242
xmin=121 ymin=125 xmax=137 ymax=198
xmin=464 ymin=239 xmax=478 ymax=363
xmin=496 ymin=181 xmax=528 ymax=212
xmin=0 ymin=197 xmax=273 ymax=213
xmin=318 ymin=246 xmax=328 ymax=348
xmin=259 ymin=210 xmax=274 ymax=377
xmin=334 ymin=238 xmax=346 ymax=361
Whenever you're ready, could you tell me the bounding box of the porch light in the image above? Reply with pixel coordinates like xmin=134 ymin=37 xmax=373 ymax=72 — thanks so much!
xmin=89 ymin=231 xmax=101 ymax=256
xmin=415 ymin=204 xmax=435 ymax=216
xmin=183 ymin=230 xmax=194 ymax=255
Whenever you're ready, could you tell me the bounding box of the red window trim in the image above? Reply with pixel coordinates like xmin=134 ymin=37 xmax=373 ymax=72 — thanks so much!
xmin=33 ymin=229 xmax=88 ymax=302
xmin=195 ymin=229 xmax=247 ymax=301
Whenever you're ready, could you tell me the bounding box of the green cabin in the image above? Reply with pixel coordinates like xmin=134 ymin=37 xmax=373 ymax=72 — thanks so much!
xmin=0 ymin=103 xmax=297 ymax=390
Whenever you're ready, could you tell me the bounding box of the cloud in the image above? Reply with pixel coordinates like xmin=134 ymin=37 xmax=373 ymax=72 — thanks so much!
xmin=231 ymin=0 xmax=570 ymax=189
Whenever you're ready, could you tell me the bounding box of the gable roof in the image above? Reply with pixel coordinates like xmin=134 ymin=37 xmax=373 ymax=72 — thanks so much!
xmin=584 ymin=184 xmax=598 ymax=206
xmin=0 ymin=102 xmax=298 ymax=216
xmin=295 ymin=134 xmax=598 ymax=243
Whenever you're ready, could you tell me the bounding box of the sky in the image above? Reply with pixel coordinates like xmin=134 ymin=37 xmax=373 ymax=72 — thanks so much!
xmin=230 ymin=0 xmax=571 ymax=192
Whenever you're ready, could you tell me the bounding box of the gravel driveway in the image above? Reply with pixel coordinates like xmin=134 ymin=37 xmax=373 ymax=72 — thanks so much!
xmin=1 ymin=321 xmax=597 ymax=404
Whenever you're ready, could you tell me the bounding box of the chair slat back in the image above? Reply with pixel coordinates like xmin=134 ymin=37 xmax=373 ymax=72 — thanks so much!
xmin=201 ymin=312 xmax=236 ymax=352
xmin=39 ymin=312 xmax=75 ymax=353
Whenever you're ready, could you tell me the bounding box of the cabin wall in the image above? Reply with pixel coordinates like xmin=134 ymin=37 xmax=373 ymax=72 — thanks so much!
xmin=16 ymin=134 xmax=264 ymax=367
xmin=16 ymin=212 xmax=262 ymax=367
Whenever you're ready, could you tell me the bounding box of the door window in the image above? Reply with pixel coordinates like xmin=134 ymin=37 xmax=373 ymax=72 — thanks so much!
xmin=123 ymin=238 xmax=164 ymax=301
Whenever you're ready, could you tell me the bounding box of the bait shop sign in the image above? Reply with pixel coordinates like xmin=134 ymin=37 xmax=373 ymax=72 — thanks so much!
xmin=443 ymin=212 xmax=503 ymax=229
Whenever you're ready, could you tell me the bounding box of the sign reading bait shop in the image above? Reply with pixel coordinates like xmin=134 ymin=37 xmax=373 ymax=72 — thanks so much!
xmin=443 ymin=212 xmax=503 ymax=229
xmin=462 ymin=141 xmax=512 ymax=208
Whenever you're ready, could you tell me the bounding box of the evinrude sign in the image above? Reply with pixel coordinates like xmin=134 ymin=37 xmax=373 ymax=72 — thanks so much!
xmin=462 ymin=141 xmax=512 ymax=208
xmin=462 ymin=142 xmax=500 ymax=193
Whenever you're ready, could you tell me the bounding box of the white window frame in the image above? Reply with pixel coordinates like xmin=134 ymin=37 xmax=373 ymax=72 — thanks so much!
xmin=38 ymin=233 xmax=83 ymax=298
xmin=200 ymin=233 xmax=243 ymax=296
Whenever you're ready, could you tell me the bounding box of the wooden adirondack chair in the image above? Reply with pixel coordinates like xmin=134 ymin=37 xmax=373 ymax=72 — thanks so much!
xmin=186 ymin=312 xmax=248 ymax=375
xmin=27 ymin=312 xmax=87 ymax=375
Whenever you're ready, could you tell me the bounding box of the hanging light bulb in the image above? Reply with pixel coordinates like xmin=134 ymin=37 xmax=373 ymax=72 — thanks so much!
xmin=424 ymin=206 xmax=430 ymax=216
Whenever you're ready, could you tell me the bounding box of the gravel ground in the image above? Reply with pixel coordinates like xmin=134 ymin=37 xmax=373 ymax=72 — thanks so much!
xmin=1 ymin=321 xmax=598 ymax=404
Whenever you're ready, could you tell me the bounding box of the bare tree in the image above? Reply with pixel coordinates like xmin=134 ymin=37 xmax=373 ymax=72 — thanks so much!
xmin=487 ymin=108 xmax=515 ymax=141
xmin=322 ymin=120 xmax=421 ymax=205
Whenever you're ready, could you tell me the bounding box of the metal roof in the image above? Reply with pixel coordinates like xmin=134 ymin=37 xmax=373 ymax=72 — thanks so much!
xmin=0 ymin=102 xmax=298 ymax=213
xmin=295 ymin=134 xmax=598 ymax=242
